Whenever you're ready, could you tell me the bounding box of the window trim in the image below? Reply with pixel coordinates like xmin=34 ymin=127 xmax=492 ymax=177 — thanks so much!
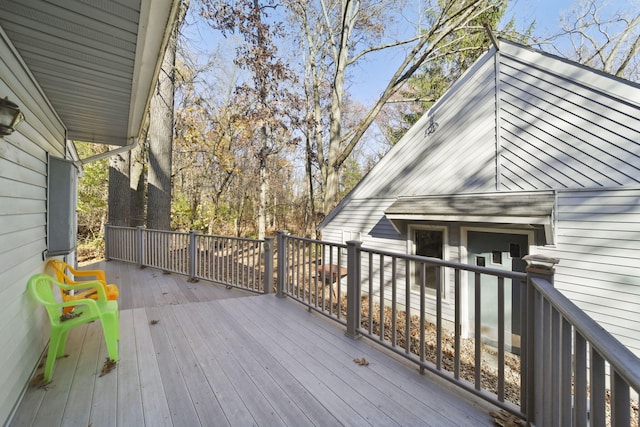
xmin=407 ymin=224 xmax=448 ymax=298
xmin=342 ymin=230 xmax=362 ymax=244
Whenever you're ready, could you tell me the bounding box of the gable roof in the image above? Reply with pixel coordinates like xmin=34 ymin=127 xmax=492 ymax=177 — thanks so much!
xmin=0 ymin=0 xmax=180 ymax=146
xmin=319 ymin=39 xmax=640 ymax=230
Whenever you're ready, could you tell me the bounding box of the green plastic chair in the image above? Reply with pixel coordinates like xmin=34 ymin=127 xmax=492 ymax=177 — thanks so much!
xmin=27 ymin=274 xmax=119 ymax=382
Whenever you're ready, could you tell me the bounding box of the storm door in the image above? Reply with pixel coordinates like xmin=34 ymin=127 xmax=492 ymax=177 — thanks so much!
xmin=466 ymin=231 xmax=528 ymax=352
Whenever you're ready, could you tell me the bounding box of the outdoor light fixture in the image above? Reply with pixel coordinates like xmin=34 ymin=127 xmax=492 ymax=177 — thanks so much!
xmin=0 ymin=96 xmax=24 ymax=137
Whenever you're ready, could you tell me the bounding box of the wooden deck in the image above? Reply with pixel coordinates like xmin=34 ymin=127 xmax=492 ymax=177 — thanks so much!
xmin=10 ymin=260 xmax=500 ymax=426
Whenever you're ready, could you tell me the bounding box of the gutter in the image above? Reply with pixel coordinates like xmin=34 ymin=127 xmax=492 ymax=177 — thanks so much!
xmin=72 ymin=137 xmax=139 ymax=168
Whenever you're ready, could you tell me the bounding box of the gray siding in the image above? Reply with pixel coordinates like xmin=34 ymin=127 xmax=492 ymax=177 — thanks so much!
xmin=350 ymin=49 xmax=498 ymax=200
xmin=322 ymin=196 xmax=460 ymax=324
xmin=498 ymin=43 xmax=640 ymax=190
xmin=321 ymin=198 xmax=403 ymax=248
xmin=321 ymin=41 xmax=640 ymax=358
xmin=0 ymin=28 xmax=66 ymax=423
xmin=538 ymin=188 xmax=640 ymax=355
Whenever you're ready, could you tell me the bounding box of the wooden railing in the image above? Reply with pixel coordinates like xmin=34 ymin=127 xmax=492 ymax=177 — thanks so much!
xmin=104 ymin=225 xmax=273 ymax=294
xmin=104 ymin=225 xmax=640 ymax=425
xmin=276 ymin=231 xmax=640 ymax=426
xmin=524 ymin=274 xmax=640 ymax=426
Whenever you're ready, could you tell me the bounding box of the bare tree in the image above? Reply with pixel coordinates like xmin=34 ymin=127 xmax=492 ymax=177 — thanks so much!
xmin=129 ymin=137 xmax=145 ymax=227
xmin=201 ymin=0 xmax=299 ymax=239
xmin=539 ymin=0 xmax=640 ymax=81
xmin=288 ymin=0 xmax=509 ymax=215
xmin=107 ymin=150 xmax=131 ymax=226
xmin=147 ymin=50 xmax=175 ymax=230
xmin=148 ymin=0 xmax=190 ymax=230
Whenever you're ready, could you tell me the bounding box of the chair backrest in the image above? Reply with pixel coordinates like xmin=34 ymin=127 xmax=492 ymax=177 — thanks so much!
xmin=27 ymin=274 xmax=63 ymax=322
xmin=47 ymin=259 xmax=71 ymax=283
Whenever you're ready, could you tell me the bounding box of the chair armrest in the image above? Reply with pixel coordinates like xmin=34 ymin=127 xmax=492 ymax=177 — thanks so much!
xmin=57 ymin=298 xmax=99 ymax=311
xmin=55 ymin=280 xmax=108 ymax=301
xmin=66 ymin=267 xmax=107 ymax=284
xmin=47 ymin=259 xmax=107 ymax=285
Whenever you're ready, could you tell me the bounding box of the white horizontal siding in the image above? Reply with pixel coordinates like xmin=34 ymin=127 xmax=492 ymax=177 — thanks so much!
xmin=498 ymin=50 xmax=640 ymax=190
xmin=500 ymin=41 xmax=639 ymax=106
xmin=0 ymin=28 xmax=66 ymax=423
xmin=537 ymin=188 xmax=640 ymax=356
xmin=324 ymin=194 xmax=462 ymax=328
xmin=324 ymin=41 xmax=640 ymax=359
xmin=321 ymin=198 xmax=402 ymax=245
xmin=351 ymin=50 xmax=497 ymax=200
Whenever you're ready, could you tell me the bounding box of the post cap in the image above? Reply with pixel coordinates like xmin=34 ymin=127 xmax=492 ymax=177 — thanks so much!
xmin=523 ymin=254 xmax=559 ymax=271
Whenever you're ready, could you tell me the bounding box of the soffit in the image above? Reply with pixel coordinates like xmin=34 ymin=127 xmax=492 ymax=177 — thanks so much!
xmin=385 ymin=192 xmax=555 ymax=218
xmin=0 ymin=0 xmax=178 ymax=146
xmin=385 ymin=191 xmax=556 ymax=244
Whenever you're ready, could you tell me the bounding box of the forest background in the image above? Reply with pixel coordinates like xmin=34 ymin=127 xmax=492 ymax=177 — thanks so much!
xmin=76 ymin=0 xmax=640 ymax=261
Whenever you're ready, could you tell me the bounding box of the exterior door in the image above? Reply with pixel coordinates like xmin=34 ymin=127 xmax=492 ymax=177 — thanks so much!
xmin=467 ymin=231 xmax=528 ymax=352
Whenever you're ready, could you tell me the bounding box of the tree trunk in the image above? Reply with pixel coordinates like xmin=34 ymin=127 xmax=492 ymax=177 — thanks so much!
xmin=255 ymin=0 xmax=269 ymax=240
xmin=147 ymin=28 xmax=176 ymax=230
xmin=257 ymin=125 xmax=270 ymax=239
xmin=107 ymin=150 xmax=130 ymax=226
xmin=322 ymin=0 xmax=356 ymax=215
xmin=129 ymin=139 xmax=145 ymax=227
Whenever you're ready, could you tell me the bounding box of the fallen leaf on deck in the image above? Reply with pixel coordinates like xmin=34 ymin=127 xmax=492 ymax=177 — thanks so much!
xmin=30 ymin=373 xmax=45 ymax=387
xmin=60 ymin=312 xmax=82 ymax=322
xmin=490 ymin=410 xmax=525 ymax=426
xmin=99 ymin=358 xmax=117 ymax=377
xmin=353 ymin=357 xmax=369 ymax=366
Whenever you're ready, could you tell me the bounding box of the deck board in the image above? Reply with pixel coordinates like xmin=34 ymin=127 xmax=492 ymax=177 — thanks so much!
xmin=214 ymin=300 xmax=396 ymax=426
xmin=156 ymin=305 xmax=230 ymax=425
xmin=234 ymin=296 xmax=495 ymax=425
xmin=220 ymin=297 xmax=423 ymax=425
xmin=188 ymin=301 xmax=318 ymax=426
xmin=9 ymin=260 xmax=500 ymax=426
xmin=115 ymin=309 xmax=143 ymax=427
xmin=147 ymin=305 xmax=202 ymax=426
xmin=172 ymin=303 xmax=256 ymax=426
xmin=90 ymin=336 xmax=117 ymax=427
xmin=133 ymin=307 xmax=173 ymax=427
xmin=62 ymin=321 xmax=100 ymax=427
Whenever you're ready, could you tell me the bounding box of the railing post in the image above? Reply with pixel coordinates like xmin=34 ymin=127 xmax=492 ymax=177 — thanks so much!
xmin=276 ymin=230 xmax=288 ymax=298
xmin=523 ymin=254 xmax=559 ymax=425
xmin=188 ymin=230 xmax=197 ymax=281
xmin=263 ymin=237 xmax=274 ymax=294
xmin=136 ymin=226 xmax=144 ymax=268
xmin=345 ymin=240 xmax=362 ymax=340
xmin=104 ymin=224 xmax=111 ymax=261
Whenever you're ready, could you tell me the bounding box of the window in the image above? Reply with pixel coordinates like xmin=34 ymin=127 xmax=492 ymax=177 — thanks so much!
xmin=342 ymin=230 xmax=361 ymax=244
xmin=47 ymin=156 xmax=77 ymax=256
xmin=411 ymin=227 xmax=446 ymax=295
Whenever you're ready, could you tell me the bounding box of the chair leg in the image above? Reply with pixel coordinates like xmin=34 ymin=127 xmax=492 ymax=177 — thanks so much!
xmin=56 ymin=330 xmax=70 ymax=358
xmin=101 ymin=315 xmax=119 ymax=361
xmin=44 ymin=329 xmax=64 ymax=382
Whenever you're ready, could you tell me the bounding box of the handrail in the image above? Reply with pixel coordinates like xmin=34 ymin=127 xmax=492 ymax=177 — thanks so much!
xmin=530 ymin=275 xmax=640 ymax=391
xmin=105 ymin=227 xmax=640 ymax=425
xmin=104 ymin=225 xmax=272 ymax=294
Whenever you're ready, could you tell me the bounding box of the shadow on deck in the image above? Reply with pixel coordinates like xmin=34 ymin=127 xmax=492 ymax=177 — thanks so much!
xmin=10 ymin=260 xmax=499 ymax=426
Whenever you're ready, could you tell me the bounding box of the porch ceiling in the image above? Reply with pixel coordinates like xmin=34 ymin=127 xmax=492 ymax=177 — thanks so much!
xmin=0 ymin=0 xmax=179 ymax=146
